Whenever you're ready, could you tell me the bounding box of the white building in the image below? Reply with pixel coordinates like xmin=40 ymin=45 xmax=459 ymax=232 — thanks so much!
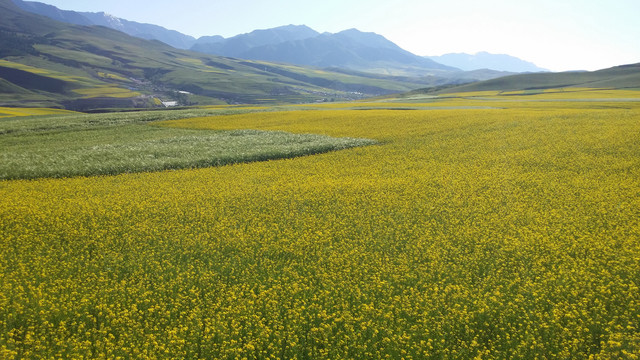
xmin=162 ymin=101 xmax=178 ymax=107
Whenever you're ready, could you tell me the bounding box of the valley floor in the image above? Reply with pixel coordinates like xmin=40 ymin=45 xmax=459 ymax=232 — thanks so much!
xmin=1 ymin=89 xmax=639 ymax=359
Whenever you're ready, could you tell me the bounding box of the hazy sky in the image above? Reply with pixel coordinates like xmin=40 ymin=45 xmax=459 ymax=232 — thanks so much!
xmin=36 ymin=0 xmax=640 ymax=72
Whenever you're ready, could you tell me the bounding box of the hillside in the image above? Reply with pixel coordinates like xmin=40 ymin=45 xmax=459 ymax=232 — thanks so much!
xmin=12 ymin=0 xmax=198 ymax=49
xmin=428 ymin=63 xmax=640 ymax=94
xmin=0 ymin=0 xmax=438 ymax=109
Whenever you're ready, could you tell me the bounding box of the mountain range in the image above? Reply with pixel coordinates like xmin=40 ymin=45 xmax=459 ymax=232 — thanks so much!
xmin=12 ymin=0 xmax=545 ymax=75
xmin=3 ymin=0 xmax=448 ymax=109
xmin=191 ymin=25 xmax=455 ymax=76
xmin=2 ymin=0 xmax=637 ymax=111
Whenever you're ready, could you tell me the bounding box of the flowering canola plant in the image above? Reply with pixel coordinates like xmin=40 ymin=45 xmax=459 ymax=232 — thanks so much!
xmin=1 ymin=92 xmax=640 ymax=359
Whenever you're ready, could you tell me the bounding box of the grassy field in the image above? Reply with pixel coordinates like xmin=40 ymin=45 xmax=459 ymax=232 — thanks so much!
xmin=0 ymin=107 xmax=374 ymax=180
xmin=1 ymin=89 xmax=639 ymax=359
xmin=72 ymin=87 xmax=142 ymax=99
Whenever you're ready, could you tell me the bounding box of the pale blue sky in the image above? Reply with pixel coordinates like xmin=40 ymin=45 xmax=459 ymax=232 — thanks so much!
xmin=36 ymin=0 xmax=640 ymax=72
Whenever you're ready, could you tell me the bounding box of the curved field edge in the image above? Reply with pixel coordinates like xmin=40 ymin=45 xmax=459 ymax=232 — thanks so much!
xmin=0 ymin=110 xmax=377 ymax=180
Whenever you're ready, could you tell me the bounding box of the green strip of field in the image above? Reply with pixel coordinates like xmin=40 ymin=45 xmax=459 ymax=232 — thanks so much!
xmin=0 ymin=110 xmax=376 ymax=180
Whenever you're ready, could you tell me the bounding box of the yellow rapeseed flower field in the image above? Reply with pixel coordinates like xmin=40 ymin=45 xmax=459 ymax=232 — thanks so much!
xmin=0 ymin=107 xmax=77 ymax=118
xmin=72 ymin=87 xmax=142 ymax=99
xmin=1 ymin=90 xmax=639 ymax=359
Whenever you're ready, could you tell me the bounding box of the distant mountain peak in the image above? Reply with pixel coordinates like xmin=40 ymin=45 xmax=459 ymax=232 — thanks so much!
xmin=275 ymin=24 xmax=314 ymax=31
xmin=339 ymin=28 xmax=362 ymax=33
xmin=250 ymin=24 xmax=319 ymax=37
xmin=336 ymin=28 xmax=385 ymax=38
xmin=101 ymin=12 xmax=124 ymax=29
xmin=103 ymin=12 xmax=118 ymax=20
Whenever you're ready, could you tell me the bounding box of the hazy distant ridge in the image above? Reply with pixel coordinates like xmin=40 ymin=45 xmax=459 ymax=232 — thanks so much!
xmin=428 ymin=52 xmax=548 ymax=72
xmin=191 ymin=25 xmax=320 ymax=56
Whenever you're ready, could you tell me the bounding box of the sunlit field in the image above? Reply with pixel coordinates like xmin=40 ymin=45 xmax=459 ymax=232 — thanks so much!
xmin=0 ymin=107 xmax=76 ymax=118
xmin=72 ymin=86 xmax=142 ymax=98
xmin=1 ymin=89 xmax=639 ymax=359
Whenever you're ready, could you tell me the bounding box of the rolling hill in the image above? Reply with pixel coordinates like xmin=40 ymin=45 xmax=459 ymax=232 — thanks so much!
xmin=438 ymin=63 xmax=640 ymax=93
xmin=399 ymin=62 xmax=640 ymax=96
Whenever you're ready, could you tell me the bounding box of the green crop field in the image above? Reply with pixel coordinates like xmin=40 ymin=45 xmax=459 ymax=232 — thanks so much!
xmin=0 ymin=107 xmax=374 ymax=180
xmin=1 ymin=89 xmax=639 ymax=359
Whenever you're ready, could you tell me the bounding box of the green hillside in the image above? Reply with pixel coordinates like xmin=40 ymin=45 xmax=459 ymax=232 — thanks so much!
xmin=0 ymin=0 xmax=428 ymax=109
xmin=431 ymin=63 xmax=640 ymax=94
